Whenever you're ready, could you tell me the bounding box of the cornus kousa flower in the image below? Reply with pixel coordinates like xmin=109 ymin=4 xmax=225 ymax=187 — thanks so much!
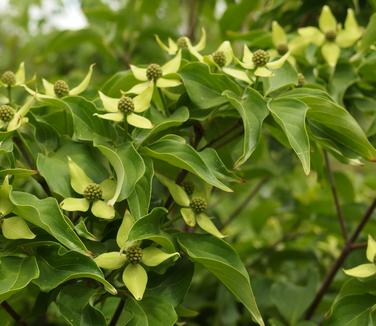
xmin=94 ymin=210 xmax=179 ymax=300
xmin=271 ymin=21 xmax=307 ymax=65
xmin=0 ymin=176 xmax=35 ymax=240
xmin=156 ymin=174 xmax=225 ymax=238
xmin=60 ymin=157 xmax=116 ymax=220
xmin=298 ymin=6 xmax=363 ymax=67
xmin=0 ymin=97 xmax=34 ymax=132
xmin=206 ymin=41 xmax=252 ymax=84
xmin=126 ymin=51 xmax=182 ymax=95
xmin=94 ymin=87 xmax=153 ymax=129
xmin=237 ymin=45 xmax=289 ymax=77
xmin=0 ymin=62 xmax=26 ymax=88
xmin=24 ymin=64 xmax=95 ymax=99
xmin=344 ymin=235 xmax=376 ymax=278
xmin=155 ymin=28 xmax=206 ymax=61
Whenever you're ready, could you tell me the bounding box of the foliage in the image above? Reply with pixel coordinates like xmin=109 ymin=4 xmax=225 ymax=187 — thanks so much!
xmin=0 ymin=0 xmax=376 ymax=325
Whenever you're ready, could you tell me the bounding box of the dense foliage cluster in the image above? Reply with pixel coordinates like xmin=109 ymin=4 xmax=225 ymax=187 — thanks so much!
xmin=0 ymin=1 xmax=376 ymax=325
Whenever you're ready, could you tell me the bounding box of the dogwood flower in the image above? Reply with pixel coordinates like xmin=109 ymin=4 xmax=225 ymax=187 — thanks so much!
xmin=94 ymin=87 xmax=153 ymax=129
xmin=298 ymin=6 xmax=363 ymax=67
xmin=0 ymin=176 xmax=35 ymax=240
xmin=94 ymin=210 xmax=180 ymax=300
xmin=205 ymin=41 xmax=252 ymax=84
xmin=344 ymin=235 xmax=376 ymax=278
xmin=0 ymin=97 xmax=34 ymax=132
xmin=155 ymin=28 xmax=206 ymax=60
xmin=0 ymin=62 xmax=26 ymax=88
xmin=60 ymin=157 xmax=116 ymax=220
xmin=237 ymin=45 xmax=289 ymax=77
xmin=24 ymin=64 xmax=95 ymax=99
xmin=156 ymin=174 xmax=225 ymax=238
xmin=126 ymin=52 xmax=182 ymax=94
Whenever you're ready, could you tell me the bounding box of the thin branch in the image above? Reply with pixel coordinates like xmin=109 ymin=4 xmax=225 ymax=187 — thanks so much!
xmin=305 ymin=198 xmax=376 ymax=320
xmin=350 ymin=242 xmax=367 ymax=250
xmin=109 ymin=299 xmax=125 ymax=326
xmin=186 ymin=0 xmax=198 ymax=41
xmin=212 ymin=129 xmax=243 ymax=150
xmin=221 ymin=177 xmax=269 ymax=230
xmin=1 ymin=301 xmax=27 ymax=326
xmin=324 ymin=151 xmax=348 ymax=241
xmin=199 ymin=121 xmax=242 ymax=150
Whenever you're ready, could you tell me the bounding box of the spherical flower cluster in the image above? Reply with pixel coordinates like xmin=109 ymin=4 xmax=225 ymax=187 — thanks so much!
xmin=0 ymin=105 xmax=15 ymax=122
xmin=83 ymin=183 xmax=103 ymax=201
xmin=126 ymin=246 xmax=143 ymax=264
xmin=182 ymin=181 xmax=194 ymax=196
xmin=252 ymin=50 xmax=270 ymax=67
xmin=146 ymin=64 xmax=163 ymax=81
xmin=1 ymin=71 xmax=16 ymax=86
xmin=54 ymin=80 xmax=70 ymax=97
xmin=118 ymin=96 xmax=135 ymax=113
xmin=190 ymin=197 xmax=207 ymax=214
xmin=212 ymin=51 xmax=226 ymax=67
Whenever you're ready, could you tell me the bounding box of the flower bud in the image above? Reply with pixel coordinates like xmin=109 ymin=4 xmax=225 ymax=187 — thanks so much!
xmin=252 ymin=49 xmax=270 ymax=67
xmin=83 ymin=183 xmax=102 ymax=201
xmin=277 ymin=43 xmax=289 ymax=55
xmin=325 ymin=30 xmax=337 ymax=42
xmin=126 ymin=246 xmax=143 ymax=264
xmin=182 ymin=181 xmax=194 ymax=196
xmin=118 ymin=96 xmax=134 ymax=113
xmin=0 ymin=105 xmax=15 ymax=122
xmin=212 ymin=51 xmax=226 ymax=67
xmin=1 ymin=71 xmax=16 ymax=86
xmin=146 ymin=64 xmax=163 ymax=81
xmin=190 ymin=197 xmax=207 ymax=214
xmin=54 ymin=80 xmax=70 ymax=97
xmin=177 ymin=37 xmax=188 ymax=49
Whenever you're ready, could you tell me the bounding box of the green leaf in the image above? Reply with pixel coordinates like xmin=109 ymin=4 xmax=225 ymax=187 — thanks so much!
xmin=179 ymin=62 xmax=241 ymax=109
xmin=94 ymin=141 xmax=145 ymax=205
xmin=147 ymin=259 xmax=194 ymax=306
xmin=359 ymin=12 xmax=376 ymax=51
xmin=101 ymin=70 xmax=138 ymax=97
xmin=271 ymin=277 xmax=317 ymax=325
xmin=127 ymin=207 xmax=175 ymax=252
xmin=303 ymin=96 xmax=376 ymax=161
xmin=262 ymin=61 xmax=298 ymax=96
xmin=0 ymin=256 xmax=39 ymax=302
xmin=268 ymin=97 xmax=310 ymax=175
xmin=328 ymin=63 xmax=357 ymax=105
xmin=56 ymin=284 xmax=106 ymax=326
xmin=223 ymin=88 xmax=269 ymax=169
xmin=127 ymin=158 xmax=154 ymax=219
xmin=142 ymin=134 xmax=232 ymax=192
xmin=10 ymin=191 xmax=88 ymax=254
xmin=33 ymin=244 xmax=116 ymax=295
xmin=121 ymin=296 xmax=177 ymax=326
xmin=178 ymin=233 xmax=264 ymax=326
xmin=132 ymin=106 xmax=189 ymax=146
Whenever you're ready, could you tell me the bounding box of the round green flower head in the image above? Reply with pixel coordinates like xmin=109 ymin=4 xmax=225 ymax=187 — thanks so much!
xmin=325 ymin=30 xmax=337 ymax=42
xmin=54 ymin=80 xmax=70 ymax=98
xmin=146 ymin=63 xmax=163 ymax=81
xmin=177 ymin=36 xmax=188 ymax=49
xmin=190 ymin=197 xmax=207 ymax=214
xmin=83 ymin=183 xmax=102 ymax=201
xmin=1 ymin=71 xmax=16 ymax=86
xmin=212 ymin=51 xmax=226 ymax=67
xmin=252 ymin=49 xmax=270 ymax=67
xmin=118 ymin=96 xmax=134 ymax=113
xmin=277 ymin=43 xmax=289 ymax=55
xmin=126 ymin=246 xmax=143 ymax=264
xmin=0 ymin=105 xmax=15 ymax=122
xmin=182 ymin=181 xmax=194 ymax=196
xmin=297 ymin=73 xmax=305 ymax=87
